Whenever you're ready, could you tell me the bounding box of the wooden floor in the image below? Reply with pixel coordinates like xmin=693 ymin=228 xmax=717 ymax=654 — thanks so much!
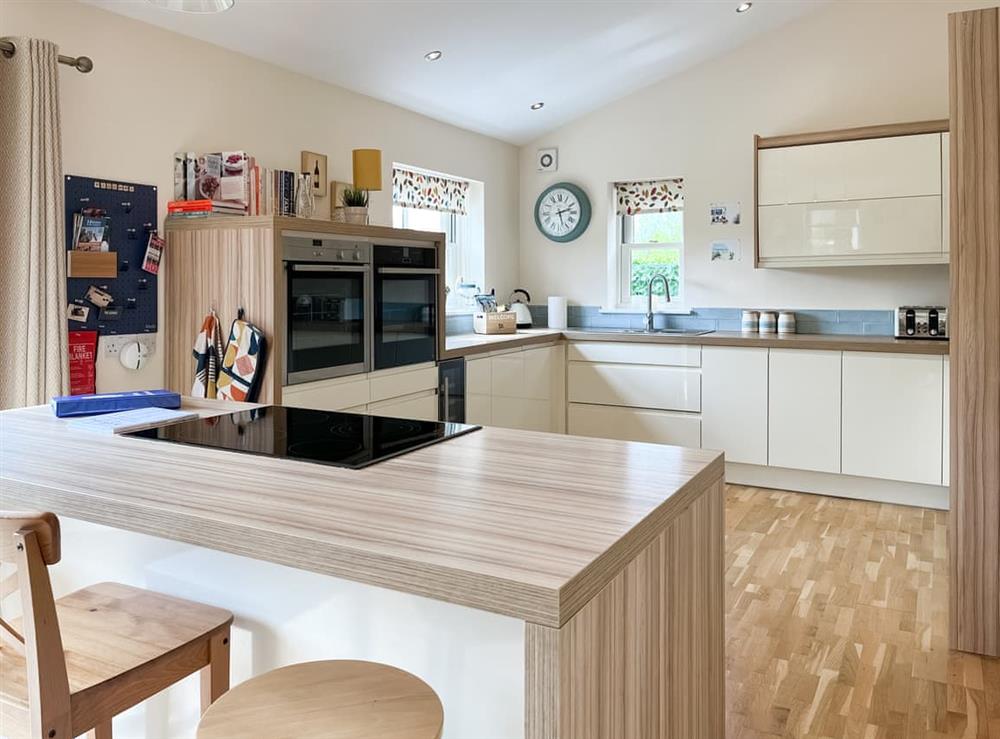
xmin=725 ymin=485 xmax=1000 ymax=739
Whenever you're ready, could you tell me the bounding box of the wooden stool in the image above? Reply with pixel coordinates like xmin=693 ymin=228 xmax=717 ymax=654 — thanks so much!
xmin=197 ymin=660 xmax=444 ymax=739
xmin=0 ymin=512 xmax=233 ymax=739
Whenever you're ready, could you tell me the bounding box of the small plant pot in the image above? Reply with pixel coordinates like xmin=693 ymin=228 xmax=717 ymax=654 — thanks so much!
xmin=343 ymin=206 xmax=368 ymax=225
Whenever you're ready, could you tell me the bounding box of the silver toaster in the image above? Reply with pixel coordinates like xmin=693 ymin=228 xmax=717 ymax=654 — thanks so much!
xmin=895 ymin=306 xmax=948 ymax=339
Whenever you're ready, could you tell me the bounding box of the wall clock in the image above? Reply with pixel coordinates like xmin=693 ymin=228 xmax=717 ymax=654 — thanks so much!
xmin=534 ymin=182 xmax=591 ymax=243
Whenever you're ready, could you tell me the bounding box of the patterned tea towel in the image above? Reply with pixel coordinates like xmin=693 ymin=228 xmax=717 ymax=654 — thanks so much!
xmin=191 ymin=310 xmax=224 ymax=398
xmin=217 ymin=315 xmax=267 ymax=403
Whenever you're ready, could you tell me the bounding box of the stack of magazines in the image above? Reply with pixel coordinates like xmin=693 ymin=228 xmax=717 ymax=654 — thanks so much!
xmin=173 ymin=151 xmax=302 ymax=217
xmin=71 ymin=209 xmax=111 ymax=251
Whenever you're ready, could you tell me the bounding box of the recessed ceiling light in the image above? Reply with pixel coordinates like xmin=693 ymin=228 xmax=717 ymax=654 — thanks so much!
xmin=530 ymin=102 xmax=545 ymax=111
xmin=424 ymin=50 xmax=443 ymax=62
xmin=146 ymin=0 xmax=235 ymax=12
xmin=736 ymin=2 xmax=752 ymax=12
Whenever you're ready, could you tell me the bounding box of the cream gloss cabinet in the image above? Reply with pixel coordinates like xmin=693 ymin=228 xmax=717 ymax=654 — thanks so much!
xmin=700 ymin=346 xmax=767 ymax=465
xmin=841 ymin=352 xmax=944 ymax=485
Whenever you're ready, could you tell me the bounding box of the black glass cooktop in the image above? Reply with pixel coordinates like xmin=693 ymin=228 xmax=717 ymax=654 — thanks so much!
xmin=128 ymin=406 xmax=481 ymax=469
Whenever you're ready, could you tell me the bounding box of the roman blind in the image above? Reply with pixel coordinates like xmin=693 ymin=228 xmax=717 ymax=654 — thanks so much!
xmin=392 ymin=165 xmax=469 ymax=216
xmin=615 ymin=178 xmax=684 ymax=216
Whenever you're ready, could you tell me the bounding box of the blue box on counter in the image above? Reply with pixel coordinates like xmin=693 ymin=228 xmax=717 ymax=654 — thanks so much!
xmin=51 ymin=389 xmax=182 ymax=418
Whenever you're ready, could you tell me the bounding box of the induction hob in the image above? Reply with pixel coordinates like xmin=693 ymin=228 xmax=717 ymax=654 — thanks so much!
xmin=128 ymin=406 xmax=481 ymax=469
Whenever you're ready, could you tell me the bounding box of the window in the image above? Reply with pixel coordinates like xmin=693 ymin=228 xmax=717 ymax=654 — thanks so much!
xmin=392 ymin=165 xmax=484 ymax=313
xmin=611 ymin=178 xmax=684 ymax=309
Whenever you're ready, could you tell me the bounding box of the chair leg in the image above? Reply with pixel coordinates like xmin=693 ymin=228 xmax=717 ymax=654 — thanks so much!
xmin=87 ymin=719 xmax=112 ymax=739
xmin=200 ymin=627 xmax=231 ymax=713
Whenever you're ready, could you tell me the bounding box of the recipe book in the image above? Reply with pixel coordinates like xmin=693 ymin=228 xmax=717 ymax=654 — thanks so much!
xmin=68 ymin=407 xmax=199 ymax=435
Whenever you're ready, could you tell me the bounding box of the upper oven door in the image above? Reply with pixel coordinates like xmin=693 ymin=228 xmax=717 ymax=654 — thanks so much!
xmin=373 ymin=267 xmax=438 ymax=371
xmin=285 ymin=263 xmax=372 ymax=385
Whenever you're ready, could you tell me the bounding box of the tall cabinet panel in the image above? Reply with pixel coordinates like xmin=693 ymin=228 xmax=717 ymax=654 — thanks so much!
xmin=701 ymin=346 xmax=768 ymax=465
xmin=948 ymin=6 xmax=1000 ymax=656
xmin=768 ymin=350 xmax=841 ymax=474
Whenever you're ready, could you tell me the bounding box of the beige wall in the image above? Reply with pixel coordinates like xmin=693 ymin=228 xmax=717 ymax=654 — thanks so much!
xmin=4 ymin=0 xmax=519 ymax=392
xmin=518 ymin=0 xmax=993 ymax=312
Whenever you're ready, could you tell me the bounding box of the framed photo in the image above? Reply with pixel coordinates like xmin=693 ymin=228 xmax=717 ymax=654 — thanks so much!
xmin=330 ymin=180 xmax=352 ymax=219
xmin=301 ymin=151 xmax=328 ymax=197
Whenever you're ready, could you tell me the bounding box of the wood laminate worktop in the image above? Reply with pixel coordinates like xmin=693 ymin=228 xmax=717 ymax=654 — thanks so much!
xmin=0 ymin=399 xmax=723 ymax=628
xmin=444 ymin=327 xmax=949 ymax=358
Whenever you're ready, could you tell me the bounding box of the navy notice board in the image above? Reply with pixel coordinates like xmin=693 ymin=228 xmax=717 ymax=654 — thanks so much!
xmin=65 ymin=175 xmax=158 ymax=335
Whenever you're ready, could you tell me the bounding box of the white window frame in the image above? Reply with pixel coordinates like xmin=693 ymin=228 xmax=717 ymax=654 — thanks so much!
xmin=611 ymin=208 xmax=685 ymax=311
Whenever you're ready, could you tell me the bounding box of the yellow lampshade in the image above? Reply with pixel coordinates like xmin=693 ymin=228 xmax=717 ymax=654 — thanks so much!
xmin=352 ymin=149 xmax=383 ymax=191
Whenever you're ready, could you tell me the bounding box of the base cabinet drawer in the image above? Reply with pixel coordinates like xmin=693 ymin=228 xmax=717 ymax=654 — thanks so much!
xmin=568 ymin=363 xmax=701 ymax=412
xmin=492 ymin=398 xmax=553 ymax=432
xmin=768 ymin=349 xmax=842 ymax=474
xmin=281 ymin=377 xmax=370 ymax=411
xmin=567 ymin=341 xmax=700 ymax=367
xmin=367 ymin=390 xmax=438 ymax=421
xmin=568 ymin=403 xmax=701 ymax=448
xmin=369 ymin=364 xmax=437 ymax=404
xmin=842 ymin=352 xmax=943 ymax=485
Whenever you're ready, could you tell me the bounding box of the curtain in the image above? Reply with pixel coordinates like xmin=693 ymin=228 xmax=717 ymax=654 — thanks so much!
xmin=0 ymin=38 xmax=68 ymax=408
xmin=392 ymin=166 xmax=469 ymax=215
xmin=615 ymin=178 xmax=684 ymax=216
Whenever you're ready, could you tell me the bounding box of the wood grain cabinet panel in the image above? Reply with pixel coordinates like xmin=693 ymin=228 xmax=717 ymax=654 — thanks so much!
xmin=701 ymin=346 xmax=768 ymax=465
xmin=768 ymin=349 xmax=842 ymax=474
xmin=841 ymin=352 xmax=943 ymax=485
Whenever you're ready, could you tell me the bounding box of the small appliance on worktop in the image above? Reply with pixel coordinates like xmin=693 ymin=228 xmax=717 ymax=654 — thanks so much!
xmin=129 ymin=406 xmax=479 ymax=469
xmin=895 ymin=306 xmax=948 ymax=339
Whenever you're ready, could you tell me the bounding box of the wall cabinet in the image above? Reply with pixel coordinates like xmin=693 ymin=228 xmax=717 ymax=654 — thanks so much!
xmin=755 ymin=129 xmax=949 ymax=268
xmin=701 ymin=346 xmax=767 ymax=465
xmin=768 ymin=349 xmax=842 ymax=473
xmin=842 ymin=352 xmax=943 ymax=485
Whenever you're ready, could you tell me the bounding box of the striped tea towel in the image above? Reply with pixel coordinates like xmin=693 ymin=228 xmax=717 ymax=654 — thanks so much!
xmin=191 ymin=310 xmax=224 ymax=398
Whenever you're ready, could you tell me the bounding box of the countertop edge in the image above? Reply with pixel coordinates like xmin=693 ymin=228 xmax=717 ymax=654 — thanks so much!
xmin=555 ymin=452 xmax=726 ymax=626
xmin=0 ymin=477 xmax=563 ymax=627
xmin=444 ymin=329 xmax=949 ymax=357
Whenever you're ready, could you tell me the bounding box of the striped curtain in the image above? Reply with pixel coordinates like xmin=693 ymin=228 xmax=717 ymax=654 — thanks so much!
xmin=392 ymin=166 xmax=469 ymax=215
xmin=615 ymin=178 xmax=684 ymax=216
xmin=0 ymin=38 xmax=68 ymax=408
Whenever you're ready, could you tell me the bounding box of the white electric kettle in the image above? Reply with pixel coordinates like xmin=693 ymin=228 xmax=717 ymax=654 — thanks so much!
xmin=509 ymin=289 xmax=533 ymax=328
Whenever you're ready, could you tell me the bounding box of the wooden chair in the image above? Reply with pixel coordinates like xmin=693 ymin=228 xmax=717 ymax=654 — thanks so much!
xmin=0 ymin=511 xmax=233 ymax=739
xmin=197 ymin=659 xmax=444 ymax=739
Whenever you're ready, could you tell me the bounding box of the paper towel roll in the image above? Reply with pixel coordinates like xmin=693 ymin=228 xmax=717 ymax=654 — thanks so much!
xmin=548 ymin=296 xmax=568 ymax=329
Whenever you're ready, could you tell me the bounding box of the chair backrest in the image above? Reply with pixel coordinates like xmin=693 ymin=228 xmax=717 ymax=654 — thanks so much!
xmin=0 ymin=512 xmax=71 ymax=739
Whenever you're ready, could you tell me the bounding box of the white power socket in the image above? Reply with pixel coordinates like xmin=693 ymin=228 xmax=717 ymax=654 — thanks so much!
xmin=102 ymin=334 xmax=155 ymax=358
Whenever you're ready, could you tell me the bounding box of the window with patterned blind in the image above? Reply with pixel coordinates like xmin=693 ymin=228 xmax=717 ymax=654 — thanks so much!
xmin=392 ymin=164 xmax=484 ymax=313
xmin=611 ymin=178 xmax=684 ymax=309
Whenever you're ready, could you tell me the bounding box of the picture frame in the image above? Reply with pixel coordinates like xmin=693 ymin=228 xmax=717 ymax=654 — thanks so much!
xmin=330 ymin=180 xmax=352 ymax=220
xmin=301 ymin=151 xmax=328 ymax=197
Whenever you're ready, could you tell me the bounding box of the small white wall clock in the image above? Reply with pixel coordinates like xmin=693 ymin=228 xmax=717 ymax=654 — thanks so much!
xmin=534 ymin=182 xmax=591 ymax=243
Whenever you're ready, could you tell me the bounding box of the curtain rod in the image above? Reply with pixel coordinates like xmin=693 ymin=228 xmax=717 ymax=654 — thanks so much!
xmin=0 ymin=40 xmax=93 ymax=73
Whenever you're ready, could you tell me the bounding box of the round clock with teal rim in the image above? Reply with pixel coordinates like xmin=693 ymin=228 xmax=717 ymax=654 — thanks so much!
xmin=534 ymin=182 xmax=591 ymax=243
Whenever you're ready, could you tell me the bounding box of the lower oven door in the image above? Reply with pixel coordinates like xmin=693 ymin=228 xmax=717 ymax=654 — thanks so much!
xmin=285 ymin=263 xmax=371 ymax=384
xmin=374 ymin=268 xmax=438 ymax=371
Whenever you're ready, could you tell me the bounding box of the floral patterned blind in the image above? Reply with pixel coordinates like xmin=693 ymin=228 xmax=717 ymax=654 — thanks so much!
xmin=392 ymin=166 xmax=469 ymax=216
xmin=615 ymin=178 xmax=684 ymax=216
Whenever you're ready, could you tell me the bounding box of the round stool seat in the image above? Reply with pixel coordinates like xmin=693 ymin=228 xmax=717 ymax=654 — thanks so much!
xmin=196 ymin=660 xmax=444 ymax=739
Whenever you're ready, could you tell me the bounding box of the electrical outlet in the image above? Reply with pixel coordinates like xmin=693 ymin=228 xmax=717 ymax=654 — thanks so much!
xmin=102 ymin=334 xmax=155 ymax=358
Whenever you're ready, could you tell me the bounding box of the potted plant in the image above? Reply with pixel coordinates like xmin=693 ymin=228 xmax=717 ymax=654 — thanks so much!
xmin=341 ymin=187 xmax=369 ymax=225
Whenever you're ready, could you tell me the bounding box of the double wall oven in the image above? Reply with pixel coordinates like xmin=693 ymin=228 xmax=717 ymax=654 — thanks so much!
xmin=283 ymin=231 xmax=439 ymax=385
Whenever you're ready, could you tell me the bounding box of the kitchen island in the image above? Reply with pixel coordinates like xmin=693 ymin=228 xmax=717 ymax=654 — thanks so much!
xmin=0 ymin=399 xmax=724 ymax=739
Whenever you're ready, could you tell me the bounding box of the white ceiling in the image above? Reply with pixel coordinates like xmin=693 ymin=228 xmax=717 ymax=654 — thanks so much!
xmin=84 ymin=0 xmax=821 ymax=144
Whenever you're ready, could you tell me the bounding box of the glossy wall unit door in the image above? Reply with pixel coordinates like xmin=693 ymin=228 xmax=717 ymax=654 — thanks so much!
xmin=768 ymin=349 xmax=842 ymax=474
xmin=757 ymin=196 xmax=943 ymax=263
xmin=757 ymin=133 xmax=942 ymax=205
xmin=841 ymin=352 xmax=943 ymax=485
xmin=700 ymin=346 xmax=768 ymax=465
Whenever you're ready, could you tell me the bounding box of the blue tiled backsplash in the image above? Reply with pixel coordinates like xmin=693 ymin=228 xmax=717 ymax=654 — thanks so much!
xmin=446 ymin=307 xmax=896 ymax=337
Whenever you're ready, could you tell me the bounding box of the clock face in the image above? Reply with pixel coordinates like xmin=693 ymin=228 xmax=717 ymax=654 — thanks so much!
xmin=535 ymin=183 xmax=591 ymax=243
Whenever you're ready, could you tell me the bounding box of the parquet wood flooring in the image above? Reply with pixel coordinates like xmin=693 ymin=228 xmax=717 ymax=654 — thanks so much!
xmin=726 ymin=486 xmax=1000 ymax=739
